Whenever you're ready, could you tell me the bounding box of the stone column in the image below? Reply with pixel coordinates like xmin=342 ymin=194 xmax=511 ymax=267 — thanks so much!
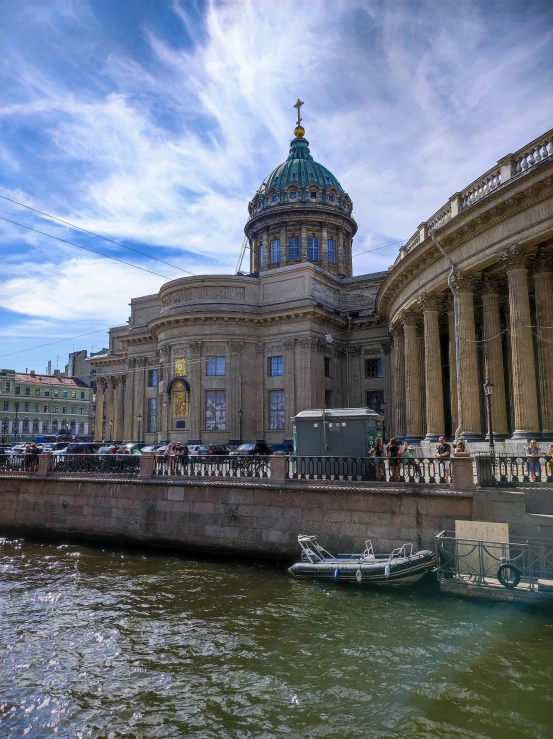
xmin=347 ymin=237 xmax=353 ymax=276
xmin=261 ymin=229 xmax=269 ymax=271
xmin=105 ymin=377 xmax=115 ymax=440
xmin=445 ymin=297 xmax=458 ymax=435
xmin=401 ymin=312 xmax=423 ymax=442
xmin=133 ymin=358 xmax=146 ymax=441
xmin=348 ymin=345 xmax=363 ymax=407
xmin=480 ymin=277 xmax=509 ymax=437
xmin=279 ymin=222 xmax=287 ymax=268
xmin=502 ymin=245 xmax=540 ymax=438
xmin=533 ymin=252 xmax=553 ymax=434
xmin=381 ymin=338 xmax=392 ymax=440
xmin=283 ymin=338 xmax=296 ymax=439
xmin=390 ymin=324 xmax=405 ymax=439
xmin=450 ymin=273 xmax=482 ymax=439
xmin=420 ymin=294 xmax=445 ymax=441
xmin=124 ymin=359 xmax=135 ymax=440
xmin=229 ymin=340 xmax=244 ymax=441
xmin=189 ymin=342 xmax=202 ymax=441
xmin=94 ymin=377 xmax=105 ymax=441
xmin=300 ymin=222 xmax=308 ymax=262
xmin=251 ymin=235 xmax=258 ymax=272
xmin=338 ymin=227 xmax=345 ymax=275
xmin=321 ymin=221 xmax=329 ymax=272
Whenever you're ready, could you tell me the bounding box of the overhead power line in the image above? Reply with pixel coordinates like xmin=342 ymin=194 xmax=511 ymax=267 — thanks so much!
xmin=0 ymin=194 xmax=196 ymax=276
xmin=352 ymin=239 xmax=407 ymax=257
xmin=0 ymin=217 xmax=173 ymax=281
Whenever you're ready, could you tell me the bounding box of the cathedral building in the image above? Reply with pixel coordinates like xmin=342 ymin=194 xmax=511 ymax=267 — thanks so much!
xmin=90 ymin=107 xmax=553 ymax=450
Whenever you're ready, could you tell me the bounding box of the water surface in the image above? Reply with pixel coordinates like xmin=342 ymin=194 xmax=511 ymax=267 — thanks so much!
xmin=1 ymin=536 xmax=552 ymax=738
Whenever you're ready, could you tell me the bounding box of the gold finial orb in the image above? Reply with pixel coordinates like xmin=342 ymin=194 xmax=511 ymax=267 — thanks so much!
xmin=294 ymin=124 xmax=305 ymax=137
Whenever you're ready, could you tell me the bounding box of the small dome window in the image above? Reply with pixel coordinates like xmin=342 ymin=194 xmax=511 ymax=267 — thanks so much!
xmin=328 ymin=193 xmax=335 ymax=202
xmin=289 ymin=191 xmax=297 ymax=199
xmin=310 ymin=191 xmax=317 ymax=199
xmin=258 ymin=201 xmax=263 ymax=209
xmin=271 ymin=194 xmax=278 ymax=202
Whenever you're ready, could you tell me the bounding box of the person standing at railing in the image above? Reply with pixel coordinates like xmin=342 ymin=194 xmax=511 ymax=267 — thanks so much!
xmin=526 ymin=440 xmax=542 ymax=482
xmin=369 ymin=436 xmax=385 ymax=481
xmin=174 ymin=442 xmax=188 ymax=474
xmin=546 ymin=444 xmax=553 ymax=477
xmin=402 ymin=443 xmax=420 ymax=478
xmin=435 ymin=436 xmax=451 ymax=483
xmin=30 ymin=442 xmax=41 ymax=472
xmin=387 ymin=438 xmax=401 ymax=482
xmin=164 ymin=443 xmax=176 ymax=475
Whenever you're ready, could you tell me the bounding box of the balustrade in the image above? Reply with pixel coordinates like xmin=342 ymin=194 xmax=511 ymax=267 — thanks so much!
xmin=515 ymin=136 xmax=553 ymax=174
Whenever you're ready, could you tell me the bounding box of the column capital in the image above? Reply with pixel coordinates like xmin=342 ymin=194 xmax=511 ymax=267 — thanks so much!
xmin=530 ymin=250 xmax=553 ymax=274
xmin=347 ymin=344 xmax=362 ymax=356
xmin=279 ymin=221 xmax=288 ymax=229
xmin=320 ymin=220 xmax=329 ymax=228
xmin=282 ymin=338 xmax=297 ymax=352
xmin=380 ymin=339 xmax=392 ymax=355
xmin=451 ymin=272 xmax=479 ymax=294
xmin=136 ymin=357 xmax=147 ymax=368
xmin=97 ymin=375 xmax=107 ymax=387
xmin=189 ymin=341 xmax=202 ymax=354
xmin=254 ymin=342 xmax=265 ymax=354
xmin=229 ymin=340 xmax=244 ymax=352
xmin=389 ymin=322 xmax=404 ymax=338
xmin=399 ymin=310 xmax=422 ymax=329
xmin=480 ymin=275 xmax=506 ymax=295
xmin=500 ymin=243 xmax=532 ymax=271
xmin=443 ymin=294 xmax=454 ymax=312
xmin=127 ymin=357 xmax=136 ymax=369
xmin=419 ymin=293 xmax=443 ymax=312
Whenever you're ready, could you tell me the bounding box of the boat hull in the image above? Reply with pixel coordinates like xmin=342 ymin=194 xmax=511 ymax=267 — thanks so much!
xmin=288 ymin=551 xmax=436 ymax=586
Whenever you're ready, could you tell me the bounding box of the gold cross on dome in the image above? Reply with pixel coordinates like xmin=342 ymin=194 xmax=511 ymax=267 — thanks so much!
xmin=294 ymin=98 xmax=304 ymax=126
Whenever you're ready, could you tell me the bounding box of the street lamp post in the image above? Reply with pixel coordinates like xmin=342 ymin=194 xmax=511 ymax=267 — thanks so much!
xmin=238 ymin=408 xmax=243 ymax=444
xmin=109 ymin=419 xmax=114 ymax=442
xmin=483 ymin=379 xmax=494 ymax=454
xmin=13 ymin=403 xmax=19 ymax=442
xmin=380 ymin=401 xmax=386 ymax=444
xmin=137 ymin=413 xmax=142 ymax=443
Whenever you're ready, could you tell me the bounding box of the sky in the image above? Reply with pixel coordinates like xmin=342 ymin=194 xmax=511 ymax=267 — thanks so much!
xmin=1 ymin=0 xmax=552 ymax=374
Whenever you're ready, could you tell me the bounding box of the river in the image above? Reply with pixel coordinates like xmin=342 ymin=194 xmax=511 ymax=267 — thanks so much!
xmin=1 ymin=536 xmax=552 ymax=738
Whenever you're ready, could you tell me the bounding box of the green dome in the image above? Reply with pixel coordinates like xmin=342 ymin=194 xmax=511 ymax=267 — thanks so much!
xmin=260 ymin=136 xmax=344 ymax=193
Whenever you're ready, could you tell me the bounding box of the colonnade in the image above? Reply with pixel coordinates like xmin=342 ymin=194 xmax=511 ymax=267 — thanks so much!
xmin=389 ymin=245 xmax=553 ymax=441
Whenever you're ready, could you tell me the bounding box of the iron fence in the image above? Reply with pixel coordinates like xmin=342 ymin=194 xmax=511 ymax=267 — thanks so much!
xmin=153 ymin=454 xmax=271 ymax=479
xmin=0 ymin=454 xmax=35 ymax=472
xmin=286 ymin=456 xmax=451 ymax=483
xmin=436 ymin=530 xmax=553 ymax=591
xmin=52 ymin=454 xmax=140 ymax=476
xmin=475 ymin=453 xmax=553 ymax=485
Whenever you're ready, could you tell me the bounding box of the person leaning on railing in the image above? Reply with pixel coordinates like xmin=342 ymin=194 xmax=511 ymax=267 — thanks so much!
xmin=368 ymin=436 xmax=385 ymax=481
xmin=546 ymin=444 xmax=553 ymax=477
xmin=402 ymin=442 xmax=420 ymax=477
xmin=387 ymin=438 xmax=401 ymax=482
xmin=435 ymin=436 xmax=451 ymax=483
xmin=526 ymin=440 xmax=542 ymax=482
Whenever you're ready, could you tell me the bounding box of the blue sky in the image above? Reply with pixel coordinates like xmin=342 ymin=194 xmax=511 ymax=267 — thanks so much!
xmin=1 ymin=0 xmax=552 ymax=373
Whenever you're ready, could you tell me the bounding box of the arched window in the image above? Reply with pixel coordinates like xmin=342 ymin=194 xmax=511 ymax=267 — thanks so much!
xmin=328 ymin=193 xmax=335 ymax=202
xmin=61 ymin=419 xmax=69 ymax=432
xmin=52 ymin=419 xmax=58 ymax=432
xmin=22 ymin=418 xmax=29 ymax=432
xmin=271 ymin=193 xmax=278 ymax=202
xmin=1 ymin=418 xmax=8 ymax=434
xmin=289 ymin=190 xmax=297 ymax=200
xmin=43 ymin=420 xmax=50 ymax=433
xmin=32 ymin=418 xmax=39 ymax=432
xmin=70 ymin=420 xmax=76 ymax=432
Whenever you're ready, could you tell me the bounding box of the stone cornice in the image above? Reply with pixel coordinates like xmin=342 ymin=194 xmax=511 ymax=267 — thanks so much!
xmin=376 ymin=159 xmax=553 ymax=317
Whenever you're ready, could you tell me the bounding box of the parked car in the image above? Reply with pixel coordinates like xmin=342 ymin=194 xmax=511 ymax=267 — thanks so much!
xmin=198 ymin=444 xmax=232 ymax=455
xmin=53 ymin=443 xmax=100 ymax=457
xmin=0 ymin=445 xmax=13 ymax=455
xmin=123 ymin=442 xmax=148 ymax=453
xmin=230 ymin=442 xmax=271 ymax=456
xmin=8 ymin=444 xmax=27 ymax=456
xmin=268 ymin=443 xmax=293 ymax=454
xmin=140 ymin=444 xmax=166 ymax=453
xmin=96 ymin=445 xmax=116 ymax=455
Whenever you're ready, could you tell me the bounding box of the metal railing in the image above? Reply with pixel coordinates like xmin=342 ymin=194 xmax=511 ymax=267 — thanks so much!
xmin=0 ymin=454 xmax=39 ymax=472
xmin=287 ymin=456 xmax=451 ymax=483
xmin=436 ymin=530 xmax=553 ymax=592
xmin=52 ymin=454 xmax=140 ymax=476
xmin=153 ymin=454 xmax=271 ymax=478
xmin=475 ymin=453 xmax=553 ymax=485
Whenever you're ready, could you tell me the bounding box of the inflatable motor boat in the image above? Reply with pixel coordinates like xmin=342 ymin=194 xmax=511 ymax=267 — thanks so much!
xmin=288 ymin=535 xmax=436 ymax=585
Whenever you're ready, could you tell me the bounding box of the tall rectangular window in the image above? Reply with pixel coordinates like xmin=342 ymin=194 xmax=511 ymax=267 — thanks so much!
xmin=15 ymin=387 xmax=20 ymax=395
xmin=24 ymin=402 xmax=30 ymax=412
xmin=268 ymin=356 xmax=283 ymax=376
xmin=258 ymin=244 xmax=264 ymax=267
xmin=148 ymin=369 xmax=158 ymax=387
xmin=34 ymin=403 xmax=39 ymax=412
xmin=206 ymin=356 xmax=226 ymax=376
xmin=308 ymin=237 xmax=319 ymax=261
xmin=288 ymin=237 xmax=300 ymax=261
xmin=365 ymin=358 xmax=382 ymax=378
xmin=35 ymin=388 xmax=40 ymax=396
xmin=205 ymin=390 xmax=226 ymax=430
xmin=25 ymin=387 xmax=31 ymax=395
xmin=81 ymin=392 xmax=85 ymax=398
xmin=3 ymin=401 xmax=8 ymax=411
xmin=328 ymin=239 xmax=336 ymax=263
xmin=5 ymin=381 xmax=10 ymax=391
xmin=44 ymin=405 xmax=48 ymax=413
xmin=270 ymin=239 xmax=280 ymax=263
xmin=324 ymin=356 xmax=331 ymax=377
xmin=72 ymin=390 xmax=76 ymax=398
xmin=147 ymin=398 xmax=157 ymax=433
xmin=71 ymin=405 xmax=76 ymax=414
xmin=325 ymin=389 xmax=333 ymax=409
xmin=63 ymin=391 xmax=68 ymax=398
xmin=268 ymin=390 xmax=285 ymax=430
xmin=52 ymin=404 xmax=58 ymax=413
xmin=44 ymin=391 xmax=49 ymax=397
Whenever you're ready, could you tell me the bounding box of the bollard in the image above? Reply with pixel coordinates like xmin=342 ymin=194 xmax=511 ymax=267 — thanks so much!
xmin=38 ymin=451 xmax=53 ymax=475
xmin=450 ymin=452 xmax=476 ymax=490
xmin=475 ymin=456 xmax=494 ymax=487
xmin=139 ymin=451 xmax=157 ymax=478
xmin=270 ymin=452 xmax=287 ymax=483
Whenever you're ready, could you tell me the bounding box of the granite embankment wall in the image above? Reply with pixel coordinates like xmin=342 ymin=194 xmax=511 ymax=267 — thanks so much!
xmin=1 ymin=476 xmax=550 ymax=557
xmin=0 ymin=476 xmax=474 ymax=558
